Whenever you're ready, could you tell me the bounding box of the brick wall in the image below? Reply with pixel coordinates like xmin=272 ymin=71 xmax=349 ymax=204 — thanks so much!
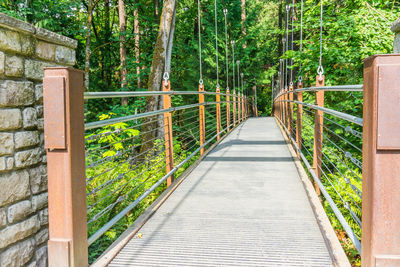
xmin=0 ymin=13 xmax=77 ymax=266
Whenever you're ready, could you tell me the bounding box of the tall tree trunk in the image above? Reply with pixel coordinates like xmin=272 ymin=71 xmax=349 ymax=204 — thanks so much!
xmin=85 ymin=0 xmax=94 ymax=91
xmin=139 ymin=0 xmax=177 ymax=157
xmin=134 ymin=2 xmax=141 ymax=89
xmin=119 ymin=0 xmax=128 ymax=105
xmin=104 ymin=0 xmax=111 ymax=88
xmin=241 ymin=0 xmax=246 ymax=48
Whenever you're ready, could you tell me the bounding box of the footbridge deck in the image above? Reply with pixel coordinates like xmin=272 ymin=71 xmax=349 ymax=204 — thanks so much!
xmin=108 ymin=118 xmax=337 ymax=266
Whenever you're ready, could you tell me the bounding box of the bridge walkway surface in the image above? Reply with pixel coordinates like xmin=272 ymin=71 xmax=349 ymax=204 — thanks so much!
xmin=108 ymin=117 xmax=335 ymax=266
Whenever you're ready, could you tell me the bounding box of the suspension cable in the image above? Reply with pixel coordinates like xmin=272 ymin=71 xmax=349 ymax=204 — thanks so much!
xmin=285 ymin=4 xmax=289 ymax=89
xmin=290 ymin=1 xmax=294 ymax=86
xmin=298 ymin=0 xmax=303 ymax=83
xmin=214 ymin=0 xmax=219 ymax=88
xmin=317 ymin=0 xmax=324 ymax=79
xmin=198 ymin=0 xmax=203 ymax=85
xmin=237 ymin=60 xmax=240 ymax=94
xmin=231 ymin=40 xmax=235 ymax=93
xmin=163 ymin=0 xmax=169 ymax=84
xmin=223 ymin=9 xmax=229 ymax=90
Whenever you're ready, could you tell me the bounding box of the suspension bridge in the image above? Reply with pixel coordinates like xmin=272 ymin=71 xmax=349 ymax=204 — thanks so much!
xmin=37 ymin=0 xmax=400 ymax=266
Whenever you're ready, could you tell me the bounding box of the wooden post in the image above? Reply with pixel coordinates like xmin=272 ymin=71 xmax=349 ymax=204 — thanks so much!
xmin=313 ymin=75 xmax=325 ymax=196
xmin=43 ymin=67 xmax=88 ymax=267
xmin=226 ymin=88 xmax=230 ymax=131
xmin=296 ymin=81 xmax=303 ymax=158
xmin=288 ymin=84 xmax=294 ymax=136
xmin=199 ymin=84 xmax=205 ymax=155
xmin=216 ymin=86 xmax=221 ymax=140
xmin=362 ymin=54 xmax=400 ymax=267
xmin=163 ymin=80 xmax=174 ymax=186
xmin=233 ymin=91 xmax=237 ymax=126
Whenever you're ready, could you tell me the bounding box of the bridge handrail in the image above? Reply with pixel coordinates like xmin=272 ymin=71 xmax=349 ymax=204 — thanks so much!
xmin=275 ymin=99 xmax=363 ymax=126
xmin=84 ymin=90 xmax=241 ymax=99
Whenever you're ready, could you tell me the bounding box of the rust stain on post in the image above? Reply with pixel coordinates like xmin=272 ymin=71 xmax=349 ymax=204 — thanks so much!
xmin=362 ymin=54 xmax=400 ymax=267
xmin=163 ymin=81 xmax=174 ymax=187
xmin=44 ymin=67 xmax=88 ymax=267
xmin=313 ymin=75 xmax=325 ymax=196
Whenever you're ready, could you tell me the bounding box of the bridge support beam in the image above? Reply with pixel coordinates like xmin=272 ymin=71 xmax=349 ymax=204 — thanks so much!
xmin=362 ymin=54 xmax=400 ymax=267
xmin=296 ymin=81 xmax=303 ymax=159
xmin=226 ymin=88 xmax=230 ymax=131
xmin=313 ymin=75 xmax=324 ymax=196
xmin=163 ymin=80 xmax=174 ymax=187
xmin=216 ymin=86 xmax=221 ymax=141
xmin=199 ymin=84 xmax=205 ymax=155
xmin=43 ymin=67 xmax=88 ymax=267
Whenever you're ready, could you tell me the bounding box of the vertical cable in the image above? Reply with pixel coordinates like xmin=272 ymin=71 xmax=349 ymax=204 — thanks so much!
xmin=298 ymin=0 xmax=303 ymax=83
xmin=224 ymin=9 xmax=229 ymax=89
xmin=285 ymin=4 xmax=289 ymax=89
xmin=317 ymin=0 xmax=324 ymax=79
xmin=163 ymin=0 xmax=169 ymax=84
xmin=231 ymin=41 xmax=235 ymax=92
xmin=214 ymin=0 xmax=219 ymax=87
xmin=198 ymin=0 xmax=203 ymax=84
xmin=290 ymin=0 xmax=294 ymax=85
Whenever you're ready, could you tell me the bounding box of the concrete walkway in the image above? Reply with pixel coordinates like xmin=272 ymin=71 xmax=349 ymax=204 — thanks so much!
xmin=109 ymin=117 xmax=333 ymax=266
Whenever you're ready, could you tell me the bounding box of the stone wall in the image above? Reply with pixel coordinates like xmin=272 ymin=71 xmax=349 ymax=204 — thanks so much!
xmin=0 ymin=13 xmax=77 ymax=266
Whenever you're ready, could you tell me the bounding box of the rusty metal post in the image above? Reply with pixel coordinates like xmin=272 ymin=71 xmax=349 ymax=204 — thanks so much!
xmin=288 ymin=84 xmax=294 ymax=136
xmin=199 ymin=84 xmax=205 ymax=155
xmin=238 ymin=92 xmax=241 ymax=123
xmin=226 ymin=88 xmax=230 ymax=131
xmin=233 ymin=91 xmax=237 ymax=125
xmin=362 ymin=54 xmax=400 ymax=267
xmin=313 ymin=75 xmax=325 ymax=196
xmin=163 ymin=80 xmax=174 ymax=187
xmin=296 ymin=81 xmax=303 ymax=158
xmin=216 ymin=86 xmax=221 ymax=140
xmin=242 ymin=94 xmax=245 ymax=121
xmin=43 ymin=67 xmax=88 ymax=267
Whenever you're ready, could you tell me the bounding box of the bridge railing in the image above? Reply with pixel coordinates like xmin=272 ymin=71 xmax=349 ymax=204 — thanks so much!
xmin=42 ymin=67 xmax=251 ymax=266
xmin=273 ymin=54 xmax=400 ymax=266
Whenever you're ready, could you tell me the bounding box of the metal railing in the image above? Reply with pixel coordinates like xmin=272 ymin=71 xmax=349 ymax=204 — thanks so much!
xmin=273 ymin=79 xmax=363 ymax=253
xmin=43 ymin=67 xmax=252 ymax=266
xmin=272 ymin=54 xmax=400 ymax=266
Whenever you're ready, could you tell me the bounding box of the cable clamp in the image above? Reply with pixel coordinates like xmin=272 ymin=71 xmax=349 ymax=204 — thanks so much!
xmin=298 ymin=75 xmax=303 ymax=83
xmin=317 ymin=65 xmax=324 ymax=80
xmin=163 ymin=72 xmax=169 ymax=86
xmin=199 ymin=78 xmax=203 ymax=85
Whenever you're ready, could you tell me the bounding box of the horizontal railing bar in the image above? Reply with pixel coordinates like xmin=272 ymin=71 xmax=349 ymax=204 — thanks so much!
xmin=278 ymin=99 xmax=363 ymax=126
xmin=87 ymin=121 xmax=235 ymax=245
xmin=83 ymin=90 xmax=241 ymax=100
xmin=85 ymin=101 xmax=235 ymax=130
xmin=273 ymin=84 xmax=363 ymax=100
xmin=275 ymin=116 xmax=362 ymax=253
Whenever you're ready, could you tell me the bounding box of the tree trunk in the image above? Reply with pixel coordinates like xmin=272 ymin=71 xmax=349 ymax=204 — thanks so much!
xmin=139 ymin=0 xmax=177 ymax=157
xmin=103 ymin=0 xmax=111 ymax=88
xmin=134 ymin=2 xmax=141 ymax=89
xmin=119 ymin=0 xmax=128 ymax=105
xmin=85 ymin=0 xmax=94 ymax=91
